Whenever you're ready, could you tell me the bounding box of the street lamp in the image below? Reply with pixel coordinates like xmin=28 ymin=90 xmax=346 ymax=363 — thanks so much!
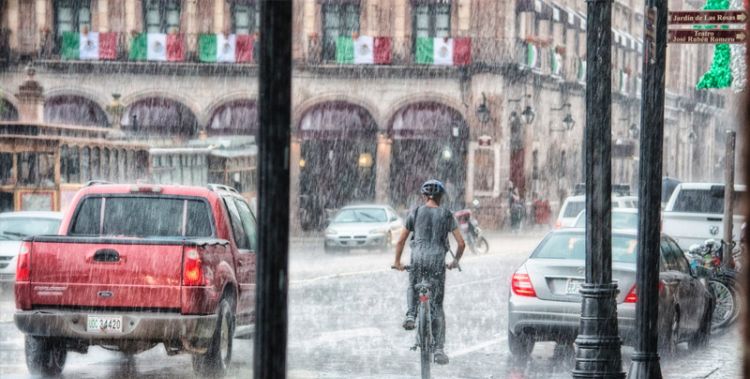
xmin=628 ymin=123 xmax=640 ymax=139
xmin=475 ymin=92 xmax=491 ymax=125
xmin=508 ymin=95 xmax=535 ymax=125
xmin=549 ymin=103 xmax=574 ymax=132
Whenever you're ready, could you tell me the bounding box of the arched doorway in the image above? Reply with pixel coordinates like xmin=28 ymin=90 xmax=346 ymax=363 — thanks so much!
xmin=44 ymin=95 xmax=108 ymax=126
xmin=121 ymin=97 xmax=199 ymax=137
xmin=208 ymin=99 xmax=258 ymax=136
xmin=388 ymin=102 xmax=468 ymax=210
xmin=0 ymin=99 xmax=19 ymax=120
xmin=298 ymin=102 xmax=378 ymax=231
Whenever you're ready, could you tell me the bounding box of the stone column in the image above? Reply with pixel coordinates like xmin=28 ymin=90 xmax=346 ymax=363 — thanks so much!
xmin=375 ymin=133 xmax=392 ymax=204
xmin=466 ymin=141 xmax=476 ymax=205
xmin=15 ymin=67 xmax=44 ymax=122
xmin=98 ymin=0 xmax=109 ymax=32
xmin=213 ymin=0 xmax=225 ymax=33
xmin=7 ymin=0 xmax=19 ymax=49
xmin=289 ymin=137 xmax=302 ymax=235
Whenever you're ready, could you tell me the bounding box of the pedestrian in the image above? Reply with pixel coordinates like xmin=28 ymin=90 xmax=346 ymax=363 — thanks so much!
xmin=392 ymin=179 xmax=465 ymax=365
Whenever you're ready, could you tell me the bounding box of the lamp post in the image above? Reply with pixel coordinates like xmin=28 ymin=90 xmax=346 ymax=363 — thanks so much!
xmin=572 ymin=0 xmax=624 ymax=376
xmin=476 ymin=92 xmax=491 ymax=125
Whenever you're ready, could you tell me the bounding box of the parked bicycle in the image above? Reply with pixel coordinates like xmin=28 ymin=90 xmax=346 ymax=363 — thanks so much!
xmin=393 ymin=263 xmax=459 ymax=379
xmin=687 ymin=239 xmax=740 ymax=332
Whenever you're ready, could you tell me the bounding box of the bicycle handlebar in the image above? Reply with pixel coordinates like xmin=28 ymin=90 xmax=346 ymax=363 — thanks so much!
xmin=391 ymin=264 xmax=461 ymax=272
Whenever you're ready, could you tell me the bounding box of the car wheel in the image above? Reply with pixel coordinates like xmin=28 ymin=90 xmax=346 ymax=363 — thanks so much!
xmin=508 ymin=331 xmax=534 ymax=358
xmin=25 ymin=335 xmax=67 ymax=377
xmin=689 ymin=303 xmax=712 ymax=349
xmin=193 ymin=297 xmax=235 ymax=377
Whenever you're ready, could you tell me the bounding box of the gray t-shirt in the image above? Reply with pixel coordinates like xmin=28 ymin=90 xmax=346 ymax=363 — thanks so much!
xmin=405 ymin=205 xmax=459 ymax=256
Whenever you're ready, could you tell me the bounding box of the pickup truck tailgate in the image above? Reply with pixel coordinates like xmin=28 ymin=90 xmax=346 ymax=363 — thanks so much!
xmin=29 ymin=239 xmax=183 ymax=309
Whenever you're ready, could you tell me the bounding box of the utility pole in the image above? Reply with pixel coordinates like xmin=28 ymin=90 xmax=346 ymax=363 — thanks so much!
xmin=254 ymin=1 xmax=292 ymax=379
xmin=723 ymin=130 xmax=736 ymax=268
xmin=627 ymin=0 xmax=667 ymax=377
xmin=572 ymin=0 xmax=624 ymax=377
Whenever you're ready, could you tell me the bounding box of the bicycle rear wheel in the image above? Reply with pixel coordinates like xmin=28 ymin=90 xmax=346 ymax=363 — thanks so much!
xmin=417 ymin=302 xmax=431 ymax=379
xmin=709 ymin=279 xmax=737 ymax=331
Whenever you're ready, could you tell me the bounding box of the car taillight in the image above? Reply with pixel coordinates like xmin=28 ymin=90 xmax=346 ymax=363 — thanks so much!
xmin=511 ymin=270 xmax=537 ymax=297
xmin=624 ymin=285 xmax=637 ymax=303
xmin=182 ymin=249 xmax=204 ymax=286
xmin=554 ymin=220 xmax=562 ymax=229
xmin=16 ymin=242 xmax=31 ymax=282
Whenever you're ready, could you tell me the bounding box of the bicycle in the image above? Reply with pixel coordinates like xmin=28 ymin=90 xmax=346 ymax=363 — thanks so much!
xmin=393 ymin=261 xmax=460 ymax=379
xmin=687 ymin=239 xmax=740 ymax=332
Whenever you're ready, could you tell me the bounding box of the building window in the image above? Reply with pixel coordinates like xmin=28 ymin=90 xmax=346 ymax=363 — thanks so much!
xmin=321 ymin=1 xmax=360 ymax=60
xmin=143 ymin=0 xmax=181 ymax=34
xmin=413 ymin=2 xmax=451 ymax=41
xmin=231 ymin=0 xmax=259 ymax=34
xmin=55 ymin=0 xmax=91 ymax=38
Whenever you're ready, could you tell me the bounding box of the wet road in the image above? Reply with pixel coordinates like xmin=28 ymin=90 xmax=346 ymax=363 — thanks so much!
xmin=0 ymin=230 xmax=741 ymax=378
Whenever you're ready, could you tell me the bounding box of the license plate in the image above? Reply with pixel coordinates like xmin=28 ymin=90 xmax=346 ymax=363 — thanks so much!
xmin=566 ymin=280 xmax=583 ymax=295
xmin=86 ymin=315 xmax=123 ymax=333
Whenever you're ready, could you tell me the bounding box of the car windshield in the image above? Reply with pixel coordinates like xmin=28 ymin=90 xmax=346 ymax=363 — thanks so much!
xmin=574 ymin=211 xmax=638 ymax=229
xmin=531 ymin=233 xmax=639 ymax=263
xmin=332 ymin=208 xmax=387 ymax=223
xmin=563 ymin=201 xmax=585 ymax=218
xmin=0 ymin=217 xmax=60 ymax=240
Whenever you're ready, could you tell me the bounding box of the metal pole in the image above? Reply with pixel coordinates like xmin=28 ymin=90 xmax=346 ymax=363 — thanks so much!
xmin=572 ymin=0 xmax=624 ymax=377
xmin=627 ymin=0 xmax=667 ymax=377
xmin=723 ymin=131 xmax=736 ymax=268
xmin=254 ymin=1 xmax=292 ymax=379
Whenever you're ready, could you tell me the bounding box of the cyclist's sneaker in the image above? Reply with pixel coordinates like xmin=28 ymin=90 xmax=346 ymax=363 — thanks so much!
xmin=402 ymin=316 xmax=415 ymax=330
xmin=434 ymin=349 xmax=449 ymax=365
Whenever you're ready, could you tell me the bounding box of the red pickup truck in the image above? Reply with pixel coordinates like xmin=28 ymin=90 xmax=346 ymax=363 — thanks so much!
xmin=14 ymin=183 xmax=257 ymax=377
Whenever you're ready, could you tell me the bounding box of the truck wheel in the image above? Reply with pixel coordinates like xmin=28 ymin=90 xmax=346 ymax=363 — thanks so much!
xmin=25 ymin=335 xmax=67 ymax=377
xmin=193 ymin=297 xmax=235 ymax=377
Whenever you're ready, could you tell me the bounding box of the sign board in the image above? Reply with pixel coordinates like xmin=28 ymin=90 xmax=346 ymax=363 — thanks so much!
xmin=668 ymin=11 xmax=747 ymax=24
xmin=668 ymin=29 xmax=747 ymax=44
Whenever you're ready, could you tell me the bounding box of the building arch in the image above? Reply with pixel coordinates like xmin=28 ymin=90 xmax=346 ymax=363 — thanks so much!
xmin=121 ymin=97 xmax=200 ymax=137
xmin=206 ymin=98 xmax=258 ymax=136
xmin=296 ymin=101 xmax=379 ymax=231
xmin=384 ymin=94 xmax=468 ymax=131
xmin=121 ymin=90 xmax=201 ymax=122
xmin=44 ymin=94 xmax=109 ymax=127
xmin=386 ymin=101 xmax=469 ymax=210
xmin=294 ymin=94 xmax=382 ymax=133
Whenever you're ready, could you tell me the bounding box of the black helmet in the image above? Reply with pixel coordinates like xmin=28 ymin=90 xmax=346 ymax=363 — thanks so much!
xmin=421 ymin=179 xmax=446 ymax=198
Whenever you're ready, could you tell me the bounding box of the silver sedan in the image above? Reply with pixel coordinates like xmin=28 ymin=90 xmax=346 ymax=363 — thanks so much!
xmin=324 ymin=205 xmax=403 ymax=253
xmin=507 ymin=229 xmax=714 ymax=357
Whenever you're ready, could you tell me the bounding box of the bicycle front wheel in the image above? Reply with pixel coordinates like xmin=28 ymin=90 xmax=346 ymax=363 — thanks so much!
xmin=709 ymin=279 xmax=737 ymax=331
xmin=417 ymin=302 xmax=431 ymax=379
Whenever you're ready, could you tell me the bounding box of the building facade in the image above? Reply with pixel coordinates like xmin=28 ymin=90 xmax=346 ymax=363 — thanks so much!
xmin=0 ymin=0 xmax=731 ymax=230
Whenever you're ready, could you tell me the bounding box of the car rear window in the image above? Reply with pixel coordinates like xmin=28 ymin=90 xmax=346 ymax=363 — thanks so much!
xmin=563 ymin=201 xmax=585 ymax=218
xmin=671 ymin=189 xmax=744 ymax=214
xmin=574 ymin=212 xmax=638 ymax=229
xmin=531 ymin=233 xmax=639 ymax=263
xmin=70 ymin=196 xmax=213 ymax=237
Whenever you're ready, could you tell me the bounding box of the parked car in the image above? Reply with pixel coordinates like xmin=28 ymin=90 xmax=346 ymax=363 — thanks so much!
xmin=555 ymin=195 xmax=637 ymax=228
xmin=573 ymin=208 xmax=639 ymax=230
xmin=14 ymin=184 xmax=257 ymax=377
xmin=324 ymin=204 xmax=403 ymax=253
xmin=0 ymin=211 xmax=62 ymax=284
xmin=662 ymin=183 xmax=746 ymax=250
xmin=507 ymin=229 xmax=714 ymax=357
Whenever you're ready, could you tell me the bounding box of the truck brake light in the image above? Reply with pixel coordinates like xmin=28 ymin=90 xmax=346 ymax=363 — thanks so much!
xmin=130 ymin=185 xmax=163 ymax=193
xmin=16 ymin=242 xmax=31 ymax=282
xmin=182 ymin=249 xmax=204 ymax=286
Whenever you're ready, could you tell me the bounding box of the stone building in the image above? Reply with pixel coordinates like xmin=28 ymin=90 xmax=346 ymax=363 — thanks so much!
xmin=0 ymin=0 xmax=731 ymax=230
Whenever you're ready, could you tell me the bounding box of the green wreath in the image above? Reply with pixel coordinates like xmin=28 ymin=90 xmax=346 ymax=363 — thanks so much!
xmin=696 ymin=0 xmax=732 ymax=89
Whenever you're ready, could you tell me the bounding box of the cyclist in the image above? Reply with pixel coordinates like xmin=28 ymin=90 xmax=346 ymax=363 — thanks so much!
xmin=393 ymin=179 xmax=466 ymax=365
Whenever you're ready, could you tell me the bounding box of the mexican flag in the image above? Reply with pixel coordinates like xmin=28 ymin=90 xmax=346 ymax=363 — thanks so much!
xmin=577 ymin=58 xmax=586 ymax=82
xmin=335 ymin=36 xmax=392 ymax=64
xmin=415 ymin=37 xmax=471 ymax=66
xmin=61 ymin=31 xmax=117 ymax=60
xmin=198 ymin=34 xmax=256 ymax=63
xmin=129 ymin=33 xmax=185 ymax=61
xmin=550 ymin=50 xmax=563 ymax=76
xmin=525 ymin=43 xmax=539 ymax=68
